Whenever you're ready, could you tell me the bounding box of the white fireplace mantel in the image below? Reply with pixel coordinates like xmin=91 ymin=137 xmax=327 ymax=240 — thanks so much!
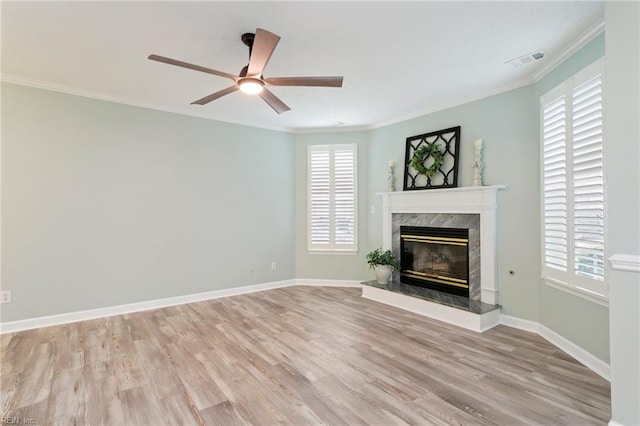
xmin=379 ymin=185 xmax=505 ymax=305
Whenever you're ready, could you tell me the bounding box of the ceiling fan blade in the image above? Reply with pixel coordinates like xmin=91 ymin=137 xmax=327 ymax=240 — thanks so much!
xmin=265 ymin=76 xmax=344 ymax=87
xmin=149 ymin=54 xmax=237 ymax=81
xmin=247 ymin=28 xmax=280 ymax=76
xmin=258 ymin=88 xmax=291 ymax=114
xmin=191 ymin=86 xmax=239 ymax=105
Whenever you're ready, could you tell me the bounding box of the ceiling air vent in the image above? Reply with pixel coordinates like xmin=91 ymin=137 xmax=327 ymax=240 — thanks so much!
xmin=505 ymin=50 xmax=545 ymax=68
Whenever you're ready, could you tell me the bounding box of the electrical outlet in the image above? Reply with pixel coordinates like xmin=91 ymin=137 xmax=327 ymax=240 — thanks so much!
xmin=271 ymin=261 xmax=277 ymax=271
xmin=1 ymin=291 xmax=11 ymax=304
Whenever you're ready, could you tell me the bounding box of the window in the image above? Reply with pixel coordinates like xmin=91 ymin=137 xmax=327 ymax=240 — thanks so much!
xmin=541 ymin=59 xmax=606 ymax=301
xmin=307 ymin=144 xmax=357 ymax=252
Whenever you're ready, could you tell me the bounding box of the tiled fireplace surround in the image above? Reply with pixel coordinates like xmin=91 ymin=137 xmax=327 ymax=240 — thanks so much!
xmin=363 ymin=185 xmax=505 ymax=332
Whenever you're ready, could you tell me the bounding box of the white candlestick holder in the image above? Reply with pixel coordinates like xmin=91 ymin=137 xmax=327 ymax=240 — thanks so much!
xmin=473 ymin=144 xmax=484 ymax=186
xmin=388 ymin=164 xmax=396 ymax=192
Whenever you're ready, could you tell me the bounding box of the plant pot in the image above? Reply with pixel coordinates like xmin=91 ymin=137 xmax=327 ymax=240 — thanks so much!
xmin=374 ymin=265 xmax=393 ymax=285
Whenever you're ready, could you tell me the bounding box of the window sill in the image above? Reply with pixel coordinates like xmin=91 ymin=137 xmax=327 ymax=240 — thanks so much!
xmin=542 ymin=276 xmax=609 ymax=307
xmin=308 ymin=250 xmax=358 ymax=256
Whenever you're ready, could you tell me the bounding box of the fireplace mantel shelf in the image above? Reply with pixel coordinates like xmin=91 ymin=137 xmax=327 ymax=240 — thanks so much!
xmin=378 ymin=185 xmax=506 ymax=213
xmin=377 ymin=184 xmax=506 ymax=197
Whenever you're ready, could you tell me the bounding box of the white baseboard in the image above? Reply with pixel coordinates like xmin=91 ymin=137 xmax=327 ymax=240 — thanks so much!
xmin=0 ymin=278 xmax=365 ymax=335
xmin=499 ymin=313 xmax=540 ymax=333
xmin=0 ymin=279 xmax=296 ymax=334
xmin=500 ymin=314 xmax=610 ymax=382
xmin=538 ymin=324 xmax=611 ymax=382
xmin=608 ymin=420 xmax=625 ymax=426
xmin=295 ymin=278 xmax=363 ymax=288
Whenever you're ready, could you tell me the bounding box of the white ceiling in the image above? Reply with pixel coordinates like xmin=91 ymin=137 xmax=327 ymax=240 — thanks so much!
xmin=1 ymin=1 xmax=604 ymax=132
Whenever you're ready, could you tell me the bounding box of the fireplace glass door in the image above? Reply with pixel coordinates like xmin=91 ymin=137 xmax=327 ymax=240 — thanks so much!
xmin=400 ymin=226 xmax=469 ymax=297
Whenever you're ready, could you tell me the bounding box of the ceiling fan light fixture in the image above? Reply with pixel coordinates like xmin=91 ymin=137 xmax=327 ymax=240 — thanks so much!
xmin=238 ymin=78 xmax=264 ymax=95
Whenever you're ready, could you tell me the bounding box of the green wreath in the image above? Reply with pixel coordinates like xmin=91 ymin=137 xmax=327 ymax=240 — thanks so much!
xmin=410 ymin=143 xmax=444 ymax=178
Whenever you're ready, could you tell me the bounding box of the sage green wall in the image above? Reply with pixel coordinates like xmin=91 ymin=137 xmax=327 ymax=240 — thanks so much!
xmin=366 ymin=87 xmax=540 ymax=320
xmin=604 ymin=2 xmax=640 ymax=424
xmin=294 ymin=132 xmax=370 ymax=280
xmin=294 ymin=34 xmax=612 ymax=367
xmin=1 ymin=83 xmax=296 ymax=323
xmin=534 ymin=33 xmax=610 ymax=363
xmin=293 ymin=86 xmax=541 ymax=306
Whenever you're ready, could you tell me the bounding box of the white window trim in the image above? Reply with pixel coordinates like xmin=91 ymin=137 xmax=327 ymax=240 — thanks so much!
xmin=307 ymin=143 xmax=358 ymax=254
xmin=543 ymin=276 xmax=609 ymax=307
xmin=307 ymin=250 xmax=359 ymax=256
xmin=540 ymin=58 xmax=608 ymax=304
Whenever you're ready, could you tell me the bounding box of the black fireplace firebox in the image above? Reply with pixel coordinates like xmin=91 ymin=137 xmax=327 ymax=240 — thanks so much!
xmin=400 ymin=226 xmax=470 ymax=297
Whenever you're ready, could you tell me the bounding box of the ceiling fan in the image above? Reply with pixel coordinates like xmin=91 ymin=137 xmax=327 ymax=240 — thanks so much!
xmin=148 ymin=28 xmax=343 ymax=114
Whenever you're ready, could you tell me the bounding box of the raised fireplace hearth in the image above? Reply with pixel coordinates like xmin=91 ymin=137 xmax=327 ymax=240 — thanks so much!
xmin=361 ymin=279 xmax=500 ymax=332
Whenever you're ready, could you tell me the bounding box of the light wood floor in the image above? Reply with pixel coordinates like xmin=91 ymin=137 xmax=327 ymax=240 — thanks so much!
xmin=1 ymin=286 xmax=610 ymax=425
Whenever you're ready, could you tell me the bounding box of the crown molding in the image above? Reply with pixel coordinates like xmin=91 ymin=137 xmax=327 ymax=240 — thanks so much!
xmin=532 ymin=19 xmax=605 ymax=82
xmin=367 ymin=77 xmax=535 ymax=131
xmin=0 ymin=71 xmax=534 ymax=135
xmin=293 ymin=125 xmax=371 ymax=135
xmin=0 ymin=73 xmax=292 ymax=134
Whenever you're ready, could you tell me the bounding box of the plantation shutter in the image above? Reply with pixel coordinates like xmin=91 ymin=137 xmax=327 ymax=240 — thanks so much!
xmin=334 ymin=146 xmax=356 ymax=246
xmin=542 ymin=95 xmax=568 ymax=276
xmin=308 ymin=144 xmax=357 ymax=252
xmin=540 ymin=58 xmax=606 ymax=299
xmin=309 ymin=148 xmax=331 ymax=246
xmin=571 ymin=74 xmax=604 ymax=282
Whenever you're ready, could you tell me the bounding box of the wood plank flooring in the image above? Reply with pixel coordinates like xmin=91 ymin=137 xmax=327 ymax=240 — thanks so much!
xmin=1 ymin=286 xmax=611 ymax=425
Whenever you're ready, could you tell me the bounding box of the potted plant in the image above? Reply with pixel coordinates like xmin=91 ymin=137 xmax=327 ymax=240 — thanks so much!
xmin=366 ymin=248 xmax=400 ymax=285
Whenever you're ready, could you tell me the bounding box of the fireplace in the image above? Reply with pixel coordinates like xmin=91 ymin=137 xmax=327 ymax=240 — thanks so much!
xmin=381 ymin=186 xmax=504 ymax=305
xmin=400 ymin=226 xmax=469 ymax=297
xmin=365 ymin=186 xmax=504 ymax=331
